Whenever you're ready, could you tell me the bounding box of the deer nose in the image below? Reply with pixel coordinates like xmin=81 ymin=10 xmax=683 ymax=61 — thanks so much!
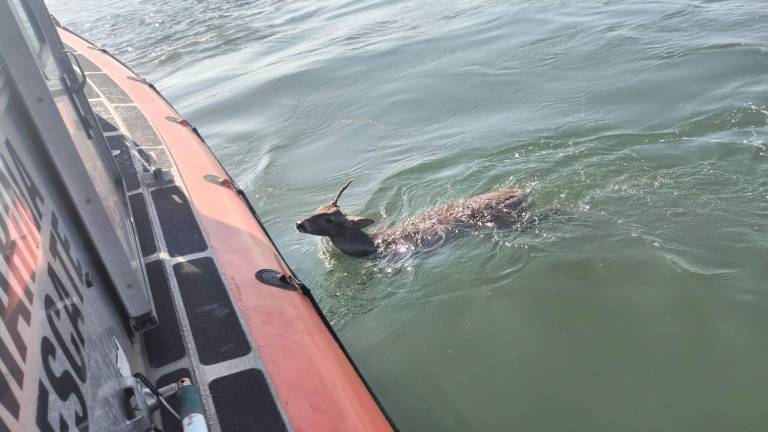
xmin=296 ymin=221 xmax=306 ymax=233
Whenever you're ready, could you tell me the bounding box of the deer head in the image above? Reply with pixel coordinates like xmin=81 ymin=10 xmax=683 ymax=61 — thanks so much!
xmin=296 ymin=181 xmax=377 ymax=256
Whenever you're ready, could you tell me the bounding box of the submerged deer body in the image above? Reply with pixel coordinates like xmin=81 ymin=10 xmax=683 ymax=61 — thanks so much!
xmin=296 ymin=181 xmax=541 ymax=258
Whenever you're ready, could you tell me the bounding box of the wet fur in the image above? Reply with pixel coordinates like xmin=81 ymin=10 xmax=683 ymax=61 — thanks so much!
xmin=297 ymin=183 xmax=542 ymax=258
xmin=372 ymin=189 xmax=532 ymax=254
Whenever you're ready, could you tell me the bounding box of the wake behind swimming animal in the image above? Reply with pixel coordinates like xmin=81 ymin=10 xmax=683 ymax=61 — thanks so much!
xmin=296 ymin=181 xmax=549 ymax=258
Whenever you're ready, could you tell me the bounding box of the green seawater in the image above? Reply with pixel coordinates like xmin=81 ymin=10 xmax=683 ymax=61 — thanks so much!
xmin=51 ymin=1 xmax=768 ymax=430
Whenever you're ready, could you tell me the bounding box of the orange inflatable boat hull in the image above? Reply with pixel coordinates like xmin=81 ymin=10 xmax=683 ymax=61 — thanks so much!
xmin=58 ymin=26 xmax=393 ymax=432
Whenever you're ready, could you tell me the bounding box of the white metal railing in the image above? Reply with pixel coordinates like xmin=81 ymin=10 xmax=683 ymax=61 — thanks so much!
xmin=0 ymin=0 xmax=156 ymax=331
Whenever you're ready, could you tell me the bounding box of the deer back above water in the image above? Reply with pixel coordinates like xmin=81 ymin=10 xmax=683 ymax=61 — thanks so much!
xmin=296 ymin=181 xmax=536 ymax=258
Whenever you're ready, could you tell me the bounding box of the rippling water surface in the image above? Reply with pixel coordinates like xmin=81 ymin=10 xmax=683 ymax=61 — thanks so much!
xmin=50 ymin=1 xmax=768 ymax=430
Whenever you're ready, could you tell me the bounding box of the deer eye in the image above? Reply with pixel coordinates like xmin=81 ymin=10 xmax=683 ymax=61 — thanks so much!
xmin=323 ymin=217 xmax=334 ymax=224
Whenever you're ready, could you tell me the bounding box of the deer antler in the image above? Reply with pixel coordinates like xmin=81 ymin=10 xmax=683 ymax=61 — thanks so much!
xmin=330 ymin=180 xmax=353 ymax=206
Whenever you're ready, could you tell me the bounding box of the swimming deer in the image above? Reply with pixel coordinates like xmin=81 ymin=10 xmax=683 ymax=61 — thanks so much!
xmin=296 ymin=181 xmax=546 ymax=258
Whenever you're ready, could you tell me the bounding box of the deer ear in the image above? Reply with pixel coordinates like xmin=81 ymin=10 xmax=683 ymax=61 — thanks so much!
xmin=346 ymin=216 xmax=375 ymax=229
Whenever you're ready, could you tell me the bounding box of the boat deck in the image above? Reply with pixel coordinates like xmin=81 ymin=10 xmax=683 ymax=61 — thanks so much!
xmin=61 ymin=41 xmax=289 ymax=432
xmin=60 ymin=21 xmax=391 ymax=432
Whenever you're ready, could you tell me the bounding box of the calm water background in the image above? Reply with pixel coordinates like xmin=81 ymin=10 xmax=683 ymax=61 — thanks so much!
xmin=50 ymin=1 xmax=768 ymax=430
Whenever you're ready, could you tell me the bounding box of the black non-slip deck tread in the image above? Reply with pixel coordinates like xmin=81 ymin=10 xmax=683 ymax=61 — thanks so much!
xmin=151 ymin=186 xmax=207 ymax=257
xmin=210 ymin=369 xmax=287 ymax=432
xmin=106 ymin=134 xmax=140 ymax=192
xmin=90 ymin=100 xmax=118 ymax=130
xmin=95 ymin=114 xmax=119 ymax=133
xmin=136 ymin=147 xmax=173 ymax=172
xmin=86 ymin=72 xmax=132 ymax=104
xmin=173 ymin=258 xmax=251 ymax=365
xmin=84 ymin=80 xmax=101 ymax=100
xmin=75 ymin=52 xmax=101 ymax=73
xmin=114 ymin=105 xmax=164 ymax=147
xmin=128 ymin=192 xmax=157 ymax=257
xmin=142 ymin=260 xmax=185 ymax=368
xmin=89 ymin=99 xmax=109 ymax=115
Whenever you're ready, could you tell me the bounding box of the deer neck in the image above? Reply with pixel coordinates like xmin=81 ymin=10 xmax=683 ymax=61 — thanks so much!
xmin=329 ymin=229 xmax=377 ymax=257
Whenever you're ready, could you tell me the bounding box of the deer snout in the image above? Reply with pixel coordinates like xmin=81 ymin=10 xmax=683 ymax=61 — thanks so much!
xmin=296 ymin=221 xmax=307 ymax=233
